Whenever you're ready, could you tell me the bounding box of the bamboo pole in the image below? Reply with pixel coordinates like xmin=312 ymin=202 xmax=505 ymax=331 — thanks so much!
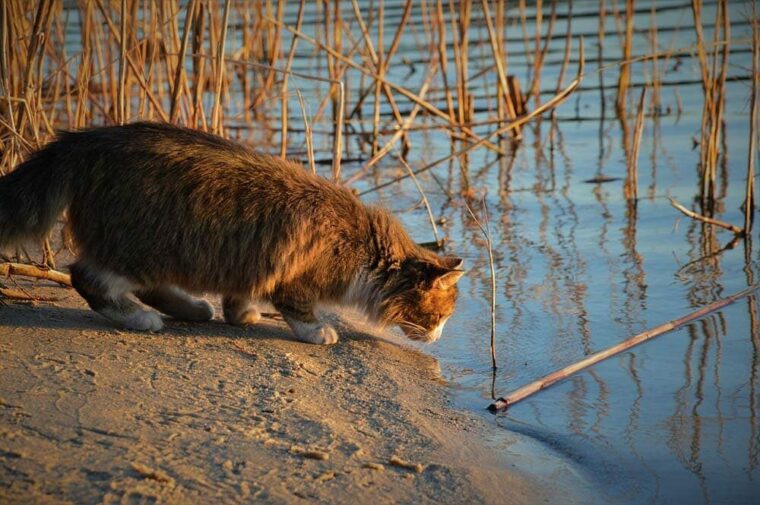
xmin=489 ymin=282 xmax=760 ymax=412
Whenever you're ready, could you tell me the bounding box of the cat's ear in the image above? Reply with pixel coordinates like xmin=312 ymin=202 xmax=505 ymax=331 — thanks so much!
xmin=433 ymin=268 xmax=465 ymax=290
xmin=441 ymin=256 xmax=464 ymax=270
xmin=431 ymin=257 xmax=464 ymax=290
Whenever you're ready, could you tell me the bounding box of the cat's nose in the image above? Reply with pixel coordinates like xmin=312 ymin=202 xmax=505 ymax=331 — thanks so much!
xmin=427 ymin=316 xmax=450 ymax=342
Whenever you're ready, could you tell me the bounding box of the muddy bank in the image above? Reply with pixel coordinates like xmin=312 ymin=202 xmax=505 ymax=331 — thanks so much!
xmin=0 ymin=283 xmax=553 ymax=504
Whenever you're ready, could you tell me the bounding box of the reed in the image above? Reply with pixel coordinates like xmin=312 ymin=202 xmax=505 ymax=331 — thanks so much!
xmin=279 ymin=0 xmax=306 ymax=158
xmin=360 ymin=37 xmax=585 ymax=196
xmin=669 ymin=198 xmax=743 ymax=236
xmin=691 ymin=0 xmax=730 ymax=210
xmin=745 ymin=7 xmax=759 ymax=236
xmin=296 ymin=90 xmax=315 ymax=175
xmin=398 ymin=155 xmax=442 ymax=248
xmin=465 ymin=199 xmax=497 ymax=370
xmin=625 ymin=87 xmax=646 ymax=202
xmin=169 ymin=0 xmax=197 ymax=123
xmin=616 ymin=0 xmax=634 ymax=115
xmin=210 ymin=0 xmax=231 ymax=134
xmin=480 ymin=0 xmax=519 ymax=137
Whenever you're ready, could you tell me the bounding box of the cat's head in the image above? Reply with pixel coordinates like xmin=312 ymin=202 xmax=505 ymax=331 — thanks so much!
xmin=378 ymin=255 xmax=464 ymax=343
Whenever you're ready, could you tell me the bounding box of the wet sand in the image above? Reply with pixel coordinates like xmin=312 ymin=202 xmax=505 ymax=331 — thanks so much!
xmin=0 ymin=282 xmax=553 ymax=504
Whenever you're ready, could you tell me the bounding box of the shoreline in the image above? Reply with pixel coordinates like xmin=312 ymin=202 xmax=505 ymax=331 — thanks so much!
xmin=1 ymin=283 xmax=556 ymax=504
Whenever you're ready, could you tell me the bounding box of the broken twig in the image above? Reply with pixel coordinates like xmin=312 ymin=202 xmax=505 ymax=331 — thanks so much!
xmin=489 ymin=282 xmax=760 ymax=412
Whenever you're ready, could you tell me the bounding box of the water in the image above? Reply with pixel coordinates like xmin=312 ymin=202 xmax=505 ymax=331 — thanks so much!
xmin=57 ymin=0 xmax=759 ymax=502
xmin=342 ymin=2 xmax=760 ymax=502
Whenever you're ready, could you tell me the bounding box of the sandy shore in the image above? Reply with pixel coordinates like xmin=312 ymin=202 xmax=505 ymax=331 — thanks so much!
xmin=0 ymin=281 xmax=552 ymax=504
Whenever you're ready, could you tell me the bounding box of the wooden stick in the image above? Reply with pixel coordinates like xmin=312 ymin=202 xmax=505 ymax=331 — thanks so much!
xmin=489 ymin=282 xmax=760 ymax=412
xmin=0 ymin=263 xmax=71 ymax=286
xmin=669 ymin=198 xmax=743 ymax=235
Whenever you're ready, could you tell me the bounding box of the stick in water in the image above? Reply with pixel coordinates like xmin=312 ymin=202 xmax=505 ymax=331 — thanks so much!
xmin=488 ymin=283 xmax=760 ymax=412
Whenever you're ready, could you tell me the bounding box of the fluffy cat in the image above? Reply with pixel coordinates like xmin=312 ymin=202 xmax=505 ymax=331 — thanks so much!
xmin=0 ymin=122 xmax=463 ymax=344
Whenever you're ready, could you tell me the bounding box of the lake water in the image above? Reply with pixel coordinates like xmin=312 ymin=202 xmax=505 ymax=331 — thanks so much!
xmin=58 ymin=0 xmax=759 ymax=502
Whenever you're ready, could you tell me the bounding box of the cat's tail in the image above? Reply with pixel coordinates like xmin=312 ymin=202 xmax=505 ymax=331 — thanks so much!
xmin=0 ymin=141 xmax=74 ymax=250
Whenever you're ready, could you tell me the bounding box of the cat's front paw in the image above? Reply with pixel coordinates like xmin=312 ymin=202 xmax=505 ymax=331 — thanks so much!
xmin=291 ymin=321 xmax=339 ymax=345
xmin=124 ymin=310 xmax=164 ymax=331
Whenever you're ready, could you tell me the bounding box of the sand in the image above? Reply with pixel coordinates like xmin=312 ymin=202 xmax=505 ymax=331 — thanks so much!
xmin=0 ymin=281 xmax=551 ymax=504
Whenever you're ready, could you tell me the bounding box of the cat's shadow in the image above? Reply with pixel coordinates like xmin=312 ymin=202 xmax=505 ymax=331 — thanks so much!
xmin=0 ymin=302 xmax=378 ymax=344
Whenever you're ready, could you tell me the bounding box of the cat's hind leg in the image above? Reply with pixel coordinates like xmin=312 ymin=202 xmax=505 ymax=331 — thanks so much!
xmin=70 ymin=260 xmax=163 ymax=331
xmin=222 ymin=294 xmax=261 ymax=326
xmin=136 ymin=286 xmax=214 ymax=322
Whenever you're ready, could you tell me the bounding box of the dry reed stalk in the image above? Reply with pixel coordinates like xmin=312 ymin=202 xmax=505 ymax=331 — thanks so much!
xmin=625 ymin=87 xmax=646 ymax=201
xmin=347 ymin=0 xmax=413 ymax=151
xmin=691 ymin=0 xmax=730 ymax=208
xmin=529 ymin=0 xmax=558 ymax=108
xmin=0 ymin=1 xmax=19 ymax=173
xmin=371 ymin=0 xmax=384 ymax=155
xmin=0 ymin=286 xmax=60 ymax=302
xmin=279 ymin=0 xmax=307 ymax=158
xmin=398 ymin=155 xmax=442 ymax=247
xmin=648 ymin=3 xmax=661 ymax=113
xmin=251 ymin=0 xmax=284 ymax=111
xmin=15 ymin=0 xmax=54 ymax=140
xmin=616 ymin=0 xmax=634 ymax=114
xmin=0 ymin=262 xmax=71 ymax=286
xmin=480 ymin=0 xmax=519 ymax=138
xmin=169 ymin=0 xmax=198 ymax=123
xmin=464 ymin=199 xmax=497 ymax=370
xmin=270 ymin=16 xmax=506 ymax=156
xmin=117 ymin=0 xmax=127 ymax=124
xmin=191 ymin=2 xmax=207 ymax=129
xmin=93 ymin=0 xmax=168 ymax=122
xmin=551 ymin=0 xmax=573 ymax=123
xmin=669 ymin=198 xmax=743 ymax=235
xmin=344 ymin=58 xmax=439 ymax=185
xmin=597 ymin=0 xmax=606 ymax=114
xmin=359 ymin=37 xmax=585 ymax=196
xmin=210 ymin=0 xmax=231 ymax=134
xmin=435 ymin=0 xmax=456 ymax=127
xmin=296 ymin=90 xmax=316 ymax=175
xmin=451 ymin=0 xmax=471 ymax=126
xmin=746 ymin=5 xmax=759 ymax=235
xmin=494 ymin=0 xmax=505 ymax=126
xmin=489 ymin=282 xmax=760 ymax=412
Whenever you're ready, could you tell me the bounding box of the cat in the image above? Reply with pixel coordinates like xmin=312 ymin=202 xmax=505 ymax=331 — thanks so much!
xmin=0 ymin=122 xmax=463 ymax=345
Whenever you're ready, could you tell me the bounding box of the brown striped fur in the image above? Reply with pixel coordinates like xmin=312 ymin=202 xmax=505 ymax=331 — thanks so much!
xmin=0 ymin=122 xmax=463 ymax=344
